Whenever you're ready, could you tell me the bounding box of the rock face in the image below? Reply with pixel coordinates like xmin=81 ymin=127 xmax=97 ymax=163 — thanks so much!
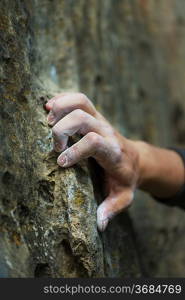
xmin=0 ymin=0 xmax=141 ymax=277
xmin=0 ymin=0 xmax=185 ymax=278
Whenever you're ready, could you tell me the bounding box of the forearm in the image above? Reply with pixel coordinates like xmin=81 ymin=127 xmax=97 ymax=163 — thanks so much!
xmin=133 ymin=141 xmax=185 ymax=198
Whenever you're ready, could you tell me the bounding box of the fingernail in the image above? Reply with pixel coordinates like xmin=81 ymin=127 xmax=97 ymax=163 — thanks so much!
xmin=47 ymin=112 xmax=55 ymax=124
xmin=58 ymin=155 xmax=68 ymax=167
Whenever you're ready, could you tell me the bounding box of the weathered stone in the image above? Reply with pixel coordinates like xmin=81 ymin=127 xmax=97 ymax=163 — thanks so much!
xmin=1 ymin=0 xmax=184 ymax=278
xmin=0 ymin=0 xmax=141 ymax=277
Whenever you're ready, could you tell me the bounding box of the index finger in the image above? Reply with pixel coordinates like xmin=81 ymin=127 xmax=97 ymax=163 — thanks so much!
xmin=45 ymin=93 xmax=67 ymax=110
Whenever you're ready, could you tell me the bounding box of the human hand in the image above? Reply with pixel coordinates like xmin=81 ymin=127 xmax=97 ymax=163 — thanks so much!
xmin=45 ymin=93 xmax=140 ymax=231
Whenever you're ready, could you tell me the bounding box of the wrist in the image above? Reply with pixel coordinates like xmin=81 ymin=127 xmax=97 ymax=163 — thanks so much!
xmin=133 ymin=141 xmax=185 ymax=198
xmin=130 ymin=140 xmax=151 ymax=188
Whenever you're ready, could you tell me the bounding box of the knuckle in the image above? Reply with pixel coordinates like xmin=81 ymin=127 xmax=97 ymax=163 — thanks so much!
xmin=52 ymin=98 xmax=61 ymax=112
xmin=107 ymin=126 xmax=115 ymax=136
xmin=101 ymin=123 xmax=115 ymax=136
xmin=78 ymin=93 xmax=91 ymax=107
xmin=73 ymin=109 xmax=86 ymax=120
xmin=112 ymin=144 xmax=122 ymax=163
xmin=78 ymin=93 xmax=88 ymax=103
xmin=86 ymin=132 xmax=102 ymax=147
xmin=105 ymin=138 xmax=122 ymax=165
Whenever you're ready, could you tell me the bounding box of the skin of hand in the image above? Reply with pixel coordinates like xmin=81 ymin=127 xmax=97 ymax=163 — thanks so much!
xmin=45 ymin=93 xmax=140 ymax=232
xmin=45 ymin=93 xmax=185 ymax=232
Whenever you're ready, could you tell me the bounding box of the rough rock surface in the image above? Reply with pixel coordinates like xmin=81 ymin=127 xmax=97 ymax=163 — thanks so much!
xmin=0 ymin=0 xmax=141 ymax=277
xmin=1 ymin=0 xmax=185 ymax=278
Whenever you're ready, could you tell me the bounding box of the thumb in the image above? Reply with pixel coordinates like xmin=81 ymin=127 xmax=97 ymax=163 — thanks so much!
xmin=96 ymin=189 xmax=134 ymax=232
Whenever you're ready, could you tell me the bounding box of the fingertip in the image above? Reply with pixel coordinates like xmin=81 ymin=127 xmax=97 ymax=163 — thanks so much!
xmin=97 ymin=218 xmax=109 ymax=232
xmin=97 ymin=204 xmax=109 ymax=232
xmin=47 ymin=111 xmax=55 ymax=125
xmin=45 ymin=96 xmax=56 ymax=110
xmin=45 ymin=93 xmax=66 ymax=110
xmin=57 ymin=154 xmax=68 ymax=167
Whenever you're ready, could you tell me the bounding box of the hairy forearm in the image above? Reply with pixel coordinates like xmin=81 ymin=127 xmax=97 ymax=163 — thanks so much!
xmin=132 ymin=141 xmax=185 ymax=198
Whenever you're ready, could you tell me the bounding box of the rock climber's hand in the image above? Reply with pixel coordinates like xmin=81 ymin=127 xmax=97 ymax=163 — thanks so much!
xmin=45 ymin=93 xmax=140 ymax=231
